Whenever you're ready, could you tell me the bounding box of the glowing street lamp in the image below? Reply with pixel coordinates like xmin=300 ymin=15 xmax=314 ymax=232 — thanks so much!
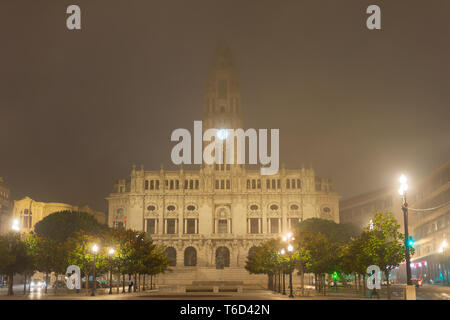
xmin=91 ymin=244 xmax=99 ymax=296
xmin=399 ymin=174 xmax=413 ymax=287
xmin=11 ymin=219 xmax=20 ymax=231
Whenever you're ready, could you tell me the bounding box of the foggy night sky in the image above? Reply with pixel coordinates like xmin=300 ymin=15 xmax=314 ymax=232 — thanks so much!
xmin=0 ymin=0 xmax=449 ymax=212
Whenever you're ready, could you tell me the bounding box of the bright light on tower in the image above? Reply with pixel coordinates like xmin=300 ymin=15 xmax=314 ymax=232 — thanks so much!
xmin=399 ymin=175 xmax=407 ymax=184
xmin=280 ymin=249 xmax=286 ymax=255
xmin=287 ymin=244 xmax=293 ymax=252
xmin=217 ymin=128 xmax=228 ymax=140
xmin=109 ymin=248 xmax=115 ymax=255
xmin=92 ymin=244 xmax=99 ymax=253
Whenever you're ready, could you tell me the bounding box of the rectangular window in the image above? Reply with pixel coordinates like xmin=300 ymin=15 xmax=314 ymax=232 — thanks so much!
xmin=186 ymin=219 xmax=196 ymax=234
xmin=150 ymin=180 xmax=154 ymax=190
xmin=297 ymin=179 xmax=301 ymax=189
xmin=289 ymin=218 xmax=300 ymax=230
xmin=270 ymin=218 xmax=279 ymax=233
xmin=190 ymin=180 xmax=194 ymax=189
xmin=195 ymin=180 xmax=199 ymax=189
xmin=170 ymin=180 xmax=174 ymax=190
xmin=176 ymin=180 xmax=179 ymax=189
xmin=146 ymin=219 xmax=156 ymax=234
xmin=286 ymin=179 xmax=290 ymax=189
xmin=266 ymin=179 xmax=270 ymax=189
xmin=272 ymin=179 xmax=276 ymax=189
xmin=218 ymin=219 xmax=228 ymax=234
xmin=226 ymin=180 xmax=230 ymax=189
xmin=277 ymin=179 xmax=281 ymax=189
xmin=249 ymin=218 xmax=259 ymax=234
xmin=145 ymin=180 xmax=149 ymax=190
xmin=257 ymin=179 xmax=261 ymax=189
xmin=292 ymin=179 xmax=296 ymax=189
xmin=252 ymin=179 xmax=256 ymax=189
xmin=184 ymin=180 xmax=188 ymax=189
xmin=166 ymin=219 xmax=176 ymax=234
xmin=156 ymin=180 xmax=160 ymax=190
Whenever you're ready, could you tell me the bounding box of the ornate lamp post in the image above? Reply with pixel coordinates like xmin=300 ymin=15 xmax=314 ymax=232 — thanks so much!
xmin=280 ymin=249 xmax=286 ymax=295
xmin=108 ymin=248 xmax=115 ymax=294
xmin=282 ymin=232 xmax=295 ymax=298
xmin=91 ymin=244 xmax=99 ymax=296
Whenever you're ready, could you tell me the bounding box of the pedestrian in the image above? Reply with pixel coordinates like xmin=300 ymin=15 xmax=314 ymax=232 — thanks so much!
xmin=128 ymin=280 xmax=133 ymax=293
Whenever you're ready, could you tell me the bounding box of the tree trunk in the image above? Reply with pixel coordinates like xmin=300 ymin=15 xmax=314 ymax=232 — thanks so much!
xmin=45 ymin=272 xmax=49 ymax=294
xmin=122 ymin=273 xmax=125 ymax=293
xmin=54 ymin=273 xmax=58 ymax=295
xmin=143 ymin=274 xmax=146 ymax=291
xmin=150 ymin=275 xmax=153 ymax=290
xmin=362 ymin=273 xmax=366 ymax=297
xmin=23 ymin=274 xmax=27 ymax=295
xmin=385 ymin=271 xmax=391 ymax=300
xmin=86 ymin=272 xmax=89 ymax=295
xmin=8 ymin=273 xmax=14 ymax=296
xmin=300 ymin=267 xmax=305 ymax=296
xmin=322 ymin=274 xmax=327 ymax=296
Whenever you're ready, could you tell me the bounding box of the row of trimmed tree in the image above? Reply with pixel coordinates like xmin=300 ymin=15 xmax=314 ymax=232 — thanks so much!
xmin=245 ymin=211 xmax=412 ymax=299
xmin=0 ymin=211 xmax=170 ymax=296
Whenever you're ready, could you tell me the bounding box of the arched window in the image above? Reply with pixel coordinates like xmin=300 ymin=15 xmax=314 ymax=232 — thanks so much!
xmin=184 ymin=247 xmax=197 ymax=266
xmin=147 ymin=205 xmax=156 ymax=211
xmin=250 ymin=204 xmax=259 ymax=211
xmin=187 ymin=205 xmax=196 ymax=211
xmin=290 ymin=204 xmax=299 ymax=210
xmin=165 ymin=247 xmax=177 ymax=267
xmin=215 ymin=246 xmax=230 ymax=269
xmin=167 ymin=205 xmax=176 ymax=211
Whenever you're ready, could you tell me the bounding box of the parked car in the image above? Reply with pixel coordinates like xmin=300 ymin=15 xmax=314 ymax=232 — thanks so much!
xmin=30 ymin=279 xmax=46 ymax=290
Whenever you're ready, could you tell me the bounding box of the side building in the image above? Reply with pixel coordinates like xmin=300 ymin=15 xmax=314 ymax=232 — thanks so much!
xmin=407 ymin=159 xmax=450 ymax=284
xmin=12 ymin=197 xmax=107 ymax=232
xmin=340 ymin=187 xmax=404 ymax=231
xmin=0 ymin=177 xmax=12 ymax=235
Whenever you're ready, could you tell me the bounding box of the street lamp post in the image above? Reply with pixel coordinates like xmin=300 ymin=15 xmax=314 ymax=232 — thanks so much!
xmin=108 ymin=248 xmax=115 ymax=294
xmin=438 ymin=240 xmax=448 ymax=285
xmin=288 ymin=244 xmax=294 ymax=298
xmin=399 ymin=175 xmax=412 ymax=286
xmin=282 ymin=232 xmax=295 ymax=298
xmin=91 ymin=244 xmax=99 ymax=296
xmin=280 ymin=249 xmax=286 ymax=295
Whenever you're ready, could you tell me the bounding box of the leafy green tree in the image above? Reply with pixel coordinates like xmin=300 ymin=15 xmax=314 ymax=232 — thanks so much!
xmin=245 ymin=239 xmax=281 ymax=290
xmin=363 ymin=211 xmax=411 ymax=300
xmin=34 ymin=210 xmax=109 ymax=243
xmin=27 ymin=233 xmax=68 ymax=294
xmin=66 ymin=231 xmax=109 ymax=295
xmin=0 ymin=232 xmax=34 ymax=296
xmin=295 ymin=218 xmax=358 ymax=295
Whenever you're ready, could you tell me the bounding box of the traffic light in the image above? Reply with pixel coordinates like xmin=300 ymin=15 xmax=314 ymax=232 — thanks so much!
xmin=332 ymin=271 xmax=338 ymax=280
xmin=408 ymin=236 xmax=415 ymax=247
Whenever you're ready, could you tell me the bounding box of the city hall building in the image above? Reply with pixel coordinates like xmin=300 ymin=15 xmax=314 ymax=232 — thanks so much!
xmin=106 ymin=46 xmax=339 ymax=285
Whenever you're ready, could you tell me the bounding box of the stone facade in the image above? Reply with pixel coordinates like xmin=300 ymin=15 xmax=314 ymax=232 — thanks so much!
xmin=106 ymin=46 xmax=339 ymax=285
xmin=12 ymin=197 xmax=107 ymax=232
xmin=0 ymin=177 xmax=12 ymax=235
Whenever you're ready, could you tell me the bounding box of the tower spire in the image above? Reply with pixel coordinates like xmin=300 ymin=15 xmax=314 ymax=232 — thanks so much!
xmin=203 ymin=45 xmax=243 ymax=131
